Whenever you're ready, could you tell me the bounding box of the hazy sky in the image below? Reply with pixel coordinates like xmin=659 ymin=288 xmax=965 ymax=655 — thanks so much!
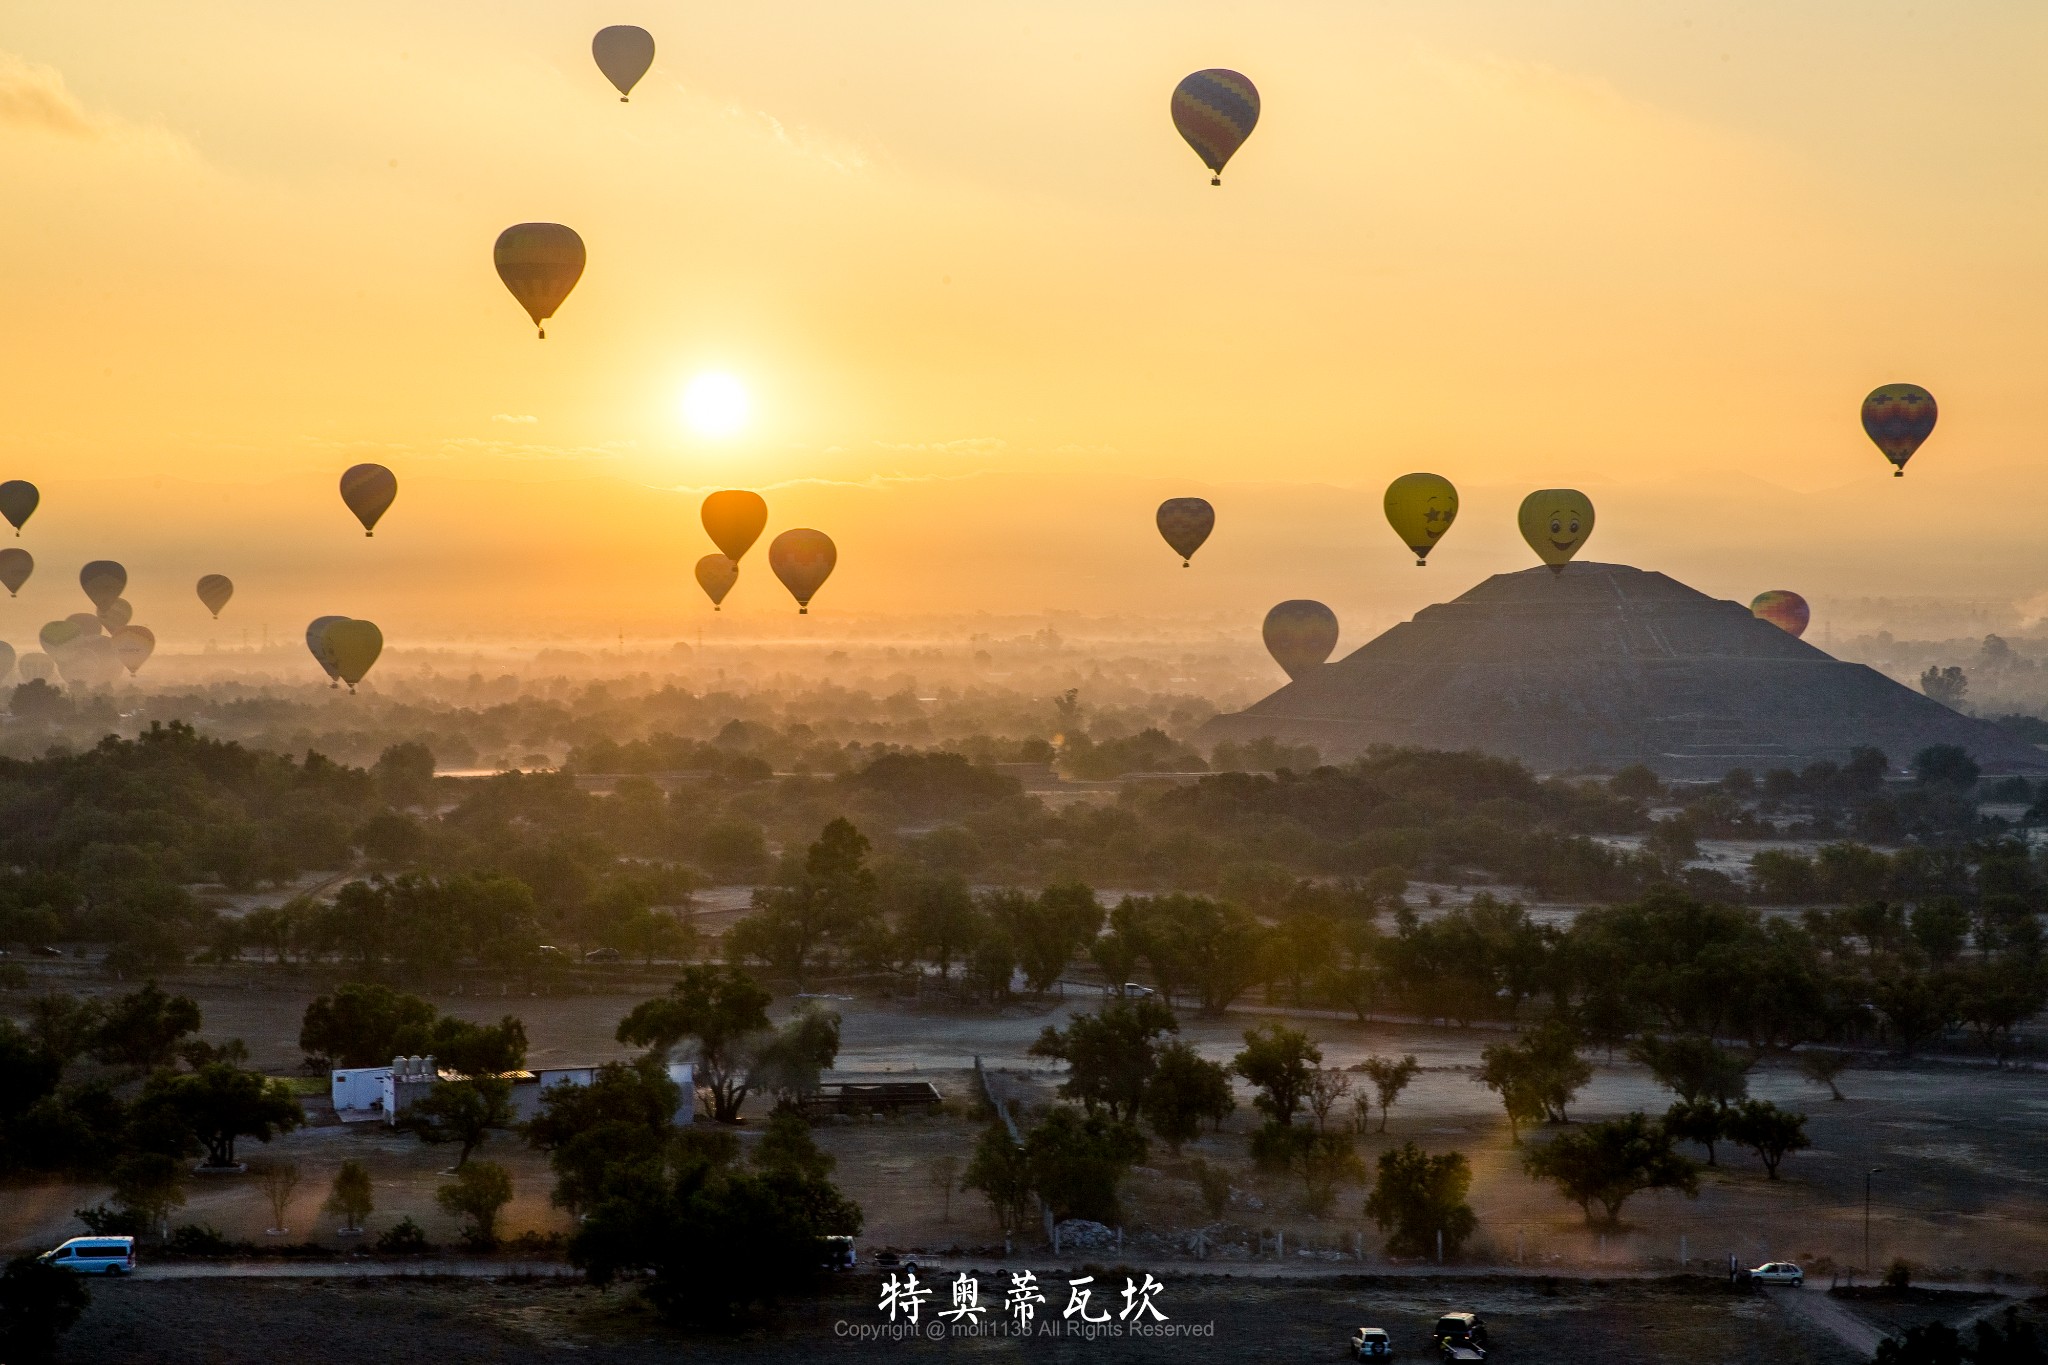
xmin=3 ymin=2 xmax=2047 ymax=646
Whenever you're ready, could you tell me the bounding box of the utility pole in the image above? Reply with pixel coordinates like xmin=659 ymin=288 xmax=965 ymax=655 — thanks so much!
xmin=1865 ymin=1166 xmax=1884 ymax=1275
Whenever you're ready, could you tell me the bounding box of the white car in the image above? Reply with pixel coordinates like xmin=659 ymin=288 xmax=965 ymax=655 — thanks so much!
xmin=1749 ymin=1261 xmax=1804 ymax=1286
xmin=1350 ymin=1326 xmax=1393 ymax=1359
xmin=40 ymin=1236 xmax=135 ymax=1275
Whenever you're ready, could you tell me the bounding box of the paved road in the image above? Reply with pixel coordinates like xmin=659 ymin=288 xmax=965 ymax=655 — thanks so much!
xmin=134 ymin=1259 xmax=579 ymax=1280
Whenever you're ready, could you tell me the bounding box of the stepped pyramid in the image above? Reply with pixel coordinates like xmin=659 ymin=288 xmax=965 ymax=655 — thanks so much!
xmin=1200 ymin=562 xmax=2048 ymax=778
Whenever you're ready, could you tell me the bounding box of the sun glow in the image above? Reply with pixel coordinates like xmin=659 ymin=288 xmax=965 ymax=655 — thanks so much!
xmin=679 ymin=371 xmax=751 ymax=439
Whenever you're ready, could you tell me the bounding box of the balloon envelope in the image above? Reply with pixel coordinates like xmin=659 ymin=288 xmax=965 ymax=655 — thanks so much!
xmin=0 ymin=641 xmax=13 ymax=681
xmin=701 ymin=490 xmax=769 ymax=563
xmin=1751 ymin=590 xmax=1811 ymax=639
xmin=768 ymin=529 xmax=837 ymax=613
xmin=340 ymin=464 xmax=397 ymax=536
xmin=40 ymin=620 xmax=84 ymax=654
xmin=695 ymin=553 xmax=739 ymax=608
xmin=57 ymin=634 xmax=120 ymax=687
xmin=1861 ymin=383 xmax=1936 ymax=475
xmin=592 ymin=25 xmax=655 ymax=99
xmin=79 ymin=560 xmax=126 ymax=608
xmin=0 ymin=547 xmax=30 ymax=596
xmin=0 ymin=480 xmax=37 ymax=535
xmin=1171 ymin=69 xmax=1260 ymax=183
xmin=493 ymin=223 xmax=586 ymax=338
xmin=306 ymin=615 xmax=347 ymax=684
xmin=197 ymin=574 xmax=234 ymax=617
xmin=97 ymin=598 xmax=132 ymax=632
xmin=1263 ymin=600 xmax=1339 ymax=681
xmin=1517 ymin=489 xmax=1596 ymax=573
xmin=1155 ymin=498 xmax=1215 ymax=566
xmin=1384 ymin=473 xmax=1460 ymax=566
xmin=17 ymin=652 xmax=57 ymax=683
xmin=63 ymin=612 xmax=104 ymax=637
xmin=325 ymin=619 xmax=383 ymax=691
xmin=112 ymin=625 xmax=154 ymax=674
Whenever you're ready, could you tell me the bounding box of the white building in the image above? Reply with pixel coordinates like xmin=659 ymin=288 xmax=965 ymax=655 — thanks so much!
xmin=330 ymin=1057 xmax=695 ymax=1125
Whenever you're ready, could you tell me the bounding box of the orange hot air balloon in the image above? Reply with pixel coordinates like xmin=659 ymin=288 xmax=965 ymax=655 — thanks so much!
xmin=1861 ymin=383 xmax=1937 ymax=476
xmin=1155 ymin=498 xmax=1215 ymax=566
xmin=196 ymin=574 xmax=234 ymax=617
xmin=0 ymin=548 xmax=31 ymax=596
xmin=1262 ymin=600 xmax=1339 ymax=681
xmin=695 ymin=554 xmax=739 ymax=609
xmin=1751 ymin=590 xmax=1811 ymax=638
xmin=769 ymin=529 xmax=837 ymax=614
xmin=325 ymin=619 xmax=383 ymax=693
xmin=340 ymin=464 xmax=397 ymax=536
xmin=701 ymin=491 xmax=768 ymax=562
xmin=493 ymin=223 xmax=586 ymax=338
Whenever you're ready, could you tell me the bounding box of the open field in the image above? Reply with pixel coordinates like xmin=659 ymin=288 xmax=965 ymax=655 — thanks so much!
xmin=8 ymin=965 xmax=2048 ymax=1282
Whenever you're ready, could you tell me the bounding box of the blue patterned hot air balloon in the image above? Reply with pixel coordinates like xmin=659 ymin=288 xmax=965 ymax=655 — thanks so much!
xmin=1171 ymin=70 xmax=1260 ymax=185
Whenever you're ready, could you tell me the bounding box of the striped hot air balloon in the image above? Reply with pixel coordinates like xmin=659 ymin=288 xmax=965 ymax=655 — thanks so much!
xmin=1170 ymin=70 xmax=1260 ymax=185
xmin=1751 ymin=590 xmax=1811 ymax=639
xmin=1861 ymin=384 xmax=1936 ymax=476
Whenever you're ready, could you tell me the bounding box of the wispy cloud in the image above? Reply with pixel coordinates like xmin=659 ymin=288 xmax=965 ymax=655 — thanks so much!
xmin=491 ymin=413 xmax=538 ymax=424
xmin=0 ymin=50 xmax=192 ymax=158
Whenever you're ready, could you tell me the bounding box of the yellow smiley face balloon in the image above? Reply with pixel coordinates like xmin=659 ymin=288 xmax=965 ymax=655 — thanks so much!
xmin=1517 ymin=489 xmax=1595 ymax=574
xmin=1383 ymin=473 xmax=1459 ymax=567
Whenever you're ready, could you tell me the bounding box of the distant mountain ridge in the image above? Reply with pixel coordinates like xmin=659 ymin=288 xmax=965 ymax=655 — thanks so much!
xmin=1200 ymin=562 xmax=2048 ymax=778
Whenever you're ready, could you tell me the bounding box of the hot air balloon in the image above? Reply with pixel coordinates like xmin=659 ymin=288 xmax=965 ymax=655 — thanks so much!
xmin=97 ymin=598 xmax=132 ymax=632
xmin=112 ymin=625 xmax=154 ymax=675
xmin=1171 ymin=70 xmax=1260 ymax=185
xmin=325 ymin=619 xmax=383 ymax=693
xmin=0 ymin=641 xmax=14 ymax=681
xmin=494 ymin=223 xmax=586 ymax=339
xmin=306 ymin=615 xmax=347 ymax=687
xmin=340 ymin=464 xmax=397 ymax=536
xmin=1263 ymin=600 xmax=1338 ymax=681
xmin=197 ymin=574 xmax=234 ymax=617
xmin=0 ymin=548 xmax=30 ymax=596
xmin=1751 ymin=590 xmax=1811 ymax=638
xmin=1862 ymin=383 xmax=1936 ymax=476
xmin=0 ymin=481 xmax=37 ymax=536
xmin=17 ymin=652 xmax=57 ymax=684
xmin=1155 ymin=498 xmax=1215 ymax=567
xmin=58 ymin=634 xmax=120 ymax=688
xmin=40 ymin=619 xmax=85 ymax=655
xmin=701 ymin=490 xmax=768 ymax=563
xmin=1383 ymin=473 xmax=1460 ymax=566
xmin=1517 ymin=489 xmax=1595 ymax=574
xmin=63 ymin=612 xmax=103 ymax=637
xmin=769 ymin=529 xmax=837 ymax=614
xmin=79 ymin=560 xmax=126 ymax=608
xmin=695 ymin=553 xmax=739 ymax=609
xmin=592 ymin=25 xmax=655 ymax=101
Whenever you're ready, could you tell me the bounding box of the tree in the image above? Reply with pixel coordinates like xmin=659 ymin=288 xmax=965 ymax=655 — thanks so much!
xmin=258 ymin=1159 xmax=300 ymax=1234
xmin=525 ymin=1058 xmax=682 ymax=1216
xmin=374 ymin=740 xmax=437 ymax=808
xmin=90 ymin=981 xmax=201 ymax=1070
xmin=1629 ymin=1034 xmax=1750 ymax=1106
xmin=902 ymin=875 xmax=977 ymax=978
xmin=110 ymin=1152 xmax=185 ymax=1241
xmin=1364 ymin=1143 xmax=1477 ymax=1259
xmin=1919 ymin=669 xmax=1969 ymax=710
xmin=437 ymin=1160 xmax=514 ymax=1250
xmin=1797 ymin=1050 xmax=1851 ymax=1102
xmin=1023 ymin=1107 xmax=1147 ymax=1224
xmin=1012 ymin=882 xmax=1105 ymax=994
xmin=570 ymin=1137 xmax=863 ymax=1327
xmin=1662 ymin=1099 xmax=1728 ymax=1166
xmin=1476 ymin=1021 xmax=1591 ymax=1141
xmin=1723 ymin=1099 xmax=1809 ymax=1179
xmin=928 ymin=1153 xmax=960 ymax=1221
xmin=1304 ymin=1069 xmax=1352 ymax=1133
xmin=403 ymin=1077 xmax=514 ymax=1166
xmin=1874 ymin=1322 xmax=1965 ymax=1365
xmin=962 ymin=1123 xmax=1035 ymax=1234
xmin=0 ymin=1255 xmax=91 ymax=1362
xmin=754 ymin=1108 xmax=833 ymax=1182
xmin=1521 ymin=1112 xmax=1698 ymax=1226
xmin=1144 ymin=1041 xmax=1236 ymax=1152
xmin=1299 ymin=1130 xmax=1367 ymax=1215
xmin=298 ymin=983 xmax=438 ymax=1069
xmin=325 ymin=1158 xmax=374 ymax=1233
xmin=726 ymin=819 xmax=877 ymax=990
xmin=616 ymin=965 xmax=772 ymax=1123
xmin=1030 ymin=996 xmax=1178 ymax=1121
xmin=1913 ymin=742 xmax=1979 ymax=784
xmin=1358 ymin=1054 xmax=1420 ymax=1133
xmin=138 ymin=1062 xmax=303 ymax=1168
xmin=749 ymin=1004 xmax=841 ymax=1109
xmin=1232 ymin=1022 xmax=1322 ymax=1126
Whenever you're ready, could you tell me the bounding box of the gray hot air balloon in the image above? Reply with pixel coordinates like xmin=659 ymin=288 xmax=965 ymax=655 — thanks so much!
xmin=592 ymin=25 xmax=655 ymax=101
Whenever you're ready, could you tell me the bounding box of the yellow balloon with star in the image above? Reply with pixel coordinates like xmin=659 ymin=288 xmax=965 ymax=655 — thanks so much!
xmin=1517 ymin=488 xmax=1595 ymax=574
xmin=1383 ymin=473 xmax=1459 ymax=567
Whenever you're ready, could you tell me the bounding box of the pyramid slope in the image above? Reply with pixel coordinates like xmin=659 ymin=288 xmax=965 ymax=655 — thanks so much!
xmin=1201 ymin=563 xmax=2048 ymax=777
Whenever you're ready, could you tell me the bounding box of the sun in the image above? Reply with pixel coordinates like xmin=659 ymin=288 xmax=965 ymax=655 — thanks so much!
xmin=679 ymin=371 xmax=751 ymax=439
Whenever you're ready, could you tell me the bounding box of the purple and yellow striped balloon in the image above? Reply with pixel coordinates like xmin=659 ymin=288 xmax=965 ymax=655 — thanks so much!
xmin=1751 ymin=590 xmax=1810 ymax=639
xmin=1171 ymin=70 xmax=1260 ymax=185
